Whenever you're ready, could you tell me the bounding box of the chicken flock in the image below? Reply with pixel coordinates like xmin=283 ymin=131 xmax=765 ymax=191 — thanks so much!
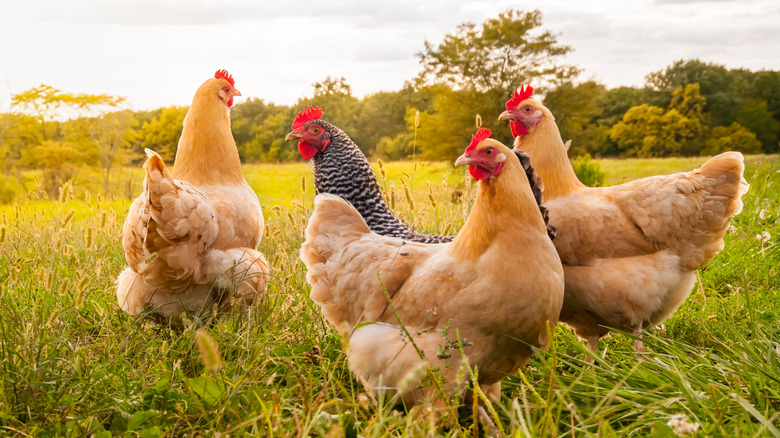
xmin=116 ymin=70 xmax=748 ymax=418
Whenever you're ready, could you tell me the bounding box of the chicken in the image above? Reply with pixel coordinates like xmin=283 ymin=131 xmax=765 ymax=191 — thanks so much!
xmin=300 ymin=128 xmax=564 ymax=410
xmin=284 ymin=106 xmax=453 ymax=244
xmin=499 ymin=85 xmax=749 ymax=353
xmin=116 ymin=70 xmax=268 ymax=322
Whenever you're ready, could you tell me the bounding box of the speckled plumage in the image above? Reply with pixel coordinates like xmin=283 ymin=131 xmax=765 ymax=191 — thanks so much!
xmin=305 ymin=119 xmax=454 ymax=244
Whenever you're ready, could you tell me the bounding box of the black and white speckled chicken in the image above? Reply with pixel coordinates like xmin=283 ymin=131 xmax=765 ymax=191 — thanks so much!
xmin=284 ymin=106 xmax=454 ymax=244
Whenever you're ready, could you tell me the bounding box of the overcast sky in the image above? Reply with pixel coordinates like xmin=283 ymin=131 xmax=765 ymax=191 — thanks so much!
xmin=1 ymin=0 xmax=779 ymax=112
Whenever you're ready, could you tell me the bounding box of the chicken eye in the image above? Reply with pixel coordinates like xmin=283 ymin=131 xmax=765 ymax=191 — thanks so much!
xmin=312 ymin=127 xmax=320 ymax=134
xmin=524 ymin=106 xmax=533 ymax=113
xmin=485 ymin=149 xmax=493 ymax=156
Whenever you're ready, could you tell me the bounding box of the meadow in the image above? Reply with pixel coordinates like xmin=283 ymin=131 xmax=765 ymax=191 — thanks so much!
xmin=0 ymin=154 xmax=778 ymax=436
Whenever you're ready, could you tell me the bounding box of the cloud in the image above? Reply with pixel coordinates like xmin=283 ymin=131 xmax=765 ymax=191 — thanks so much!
xmin=28 ymin=0 xmax=471 ymax=28
xmin=653 ymin=0 xmax=739 ymax=3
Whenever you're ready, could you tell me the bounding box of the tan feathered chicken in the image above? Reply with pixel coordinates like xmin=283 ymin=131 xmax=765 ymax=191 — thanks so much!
xmin=300 ymin=128 xmax=564 ymax=408
xmin=116 ymin=70 xmax=268 ymax=321
xmin=499 ymin=85 xmax=749 ymax=353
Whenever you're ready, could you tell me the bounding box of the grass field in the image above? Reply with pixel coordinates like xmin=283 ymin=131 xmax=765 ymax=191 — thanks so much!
xmin=0 ymin=155 xmax=778 ymax=436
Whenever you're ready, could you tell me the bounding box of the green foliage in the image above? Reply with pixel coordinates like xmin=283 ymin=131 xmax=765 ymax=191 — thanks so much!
xmin=11 ymin=84 xmax=125 ymax=140
xmin=0 ymin=175 xmax=21 ymax=204
xmin=137 ymin=106 xmax=187 ymax=162
xmin=374 ymin=133 xmax=414 ymax=161
xmin=413 ymin=86 xmax=512 ymax=161
xmin=571 ymin=154 xmax=606 ymax=187
xmin=610 ymin=85 xmax=709 ymax=157
xmin=703 ymin=122 xmax=762 ymax=155
xmin=752 ymin=71 xmax=780 ymax=118
xmin=542 ymin=81 xmax=607 ymax=156
xmin=416 ymin=9 xmax=578 ymax=92
xmin=20 ymin=140 xmax=82 ymax=196
xmin=297 ymin=76 xmax=361 ymax=152
xmin=231 ymin=99 xmax=294 ymax=162
xmin=734 ymin=98 xmax=780 ymax=153
xmin=646 ymin=59 xmax=752 ymax=126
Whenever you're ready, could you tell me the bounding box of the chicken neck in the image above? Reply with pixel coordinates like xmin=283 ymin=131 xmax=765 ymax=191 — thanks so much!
xmin=172 ymin=99 xmax=245 ymax=186
xmin=513 ymin=119 xmax=584 ymax=200
xmin=449 ymin=156 xmax=547 ymax=261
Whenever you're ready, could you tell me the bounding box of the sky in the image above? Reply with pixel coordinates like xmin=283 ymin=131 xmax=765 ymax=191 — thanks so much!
xmin=1 ymin=0 xmax=779 ymax=112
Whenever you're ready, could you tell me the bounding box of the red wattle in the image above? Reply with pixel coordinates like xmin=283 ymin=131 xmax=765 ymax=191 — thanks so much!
xmin=492 ymin=162 xmax=504 ymax=176
xmin=298 ymin=142 xmax=319 ymax=160
xmin=469 ymin=165 xmax=491 ymax=181
xmin=510 ymin=121 xmax=528 ymax=138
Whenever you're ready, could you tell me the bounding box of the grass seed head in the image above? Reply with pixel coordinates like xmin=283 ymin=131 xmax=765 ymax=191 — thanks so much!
xmin=74 ymin=289 xmax=86 ymax=309
xmin=46 ymin=309 xmax=61 ymax=328
xmin=300 ymin=175 xmax=307 ymax=194
xmin=195 ymin=328 xmax=222 ymax=372
xmin=377 ymin=159 xmax=386 ymax=180
xmin=400 ymin=179 xmax=415 ymax=211
xmin=77 ymin=275 xmax=90 ymax=293
xmin=61 ymin=209 xmax=75 ymax=229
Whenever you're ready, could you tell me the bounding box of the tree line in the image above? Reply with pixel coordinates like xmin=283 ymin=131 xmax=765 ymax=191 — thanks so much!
xmin=1 ymin=9 xmax=778 ymax=202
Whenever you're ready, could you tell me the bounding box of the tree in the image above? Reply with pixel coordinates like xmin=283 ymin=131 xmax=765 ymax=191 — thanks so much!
xmin=88 ymin=110 xmax=138 ymax=194
xmin=412 ymin=85 xmax=511 ymax=161
xmin=752 ymin=71 xmax=780 ymax=118
xmin=231 ymin=98 xmax=291 ymax=161
xmin=703 ymin=123 xmax=761 ymax=155
xmin=295 ymin=77 xmax=361 ymax=155
xmin=137 ymin=107 xmax=187 ymax=162
xmin=609 ymin=104 xmax=706 ymax=157
xmin=351 ymin=87 xmax=425 ymax=155
xmin=645 ymin=59 xmax=751 ymax=127
xmin=733 ymin=99 xmax=779 ymax=153
xmin=20 ymin=140 xmax=82 ymax=196
xmin=542 ymin=81 xmax=606 ymax=156
xmin=667 ymin=84 xmax=708 ymax=155
xmin=11 ymin=84 xmax=123 ymax=141
xmin=416 ymin=9 xmax=578 ymax=93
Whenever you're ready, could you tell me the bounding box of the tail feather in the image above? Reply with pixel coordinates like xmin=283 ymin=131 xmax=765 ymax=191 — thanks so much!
xmin=681 ymin=151 xmax=749 ymax=268
xmin=698 ymin=151 xmax=749 ymax=218
xmin=301 ymin=194 xmax=371 ymax=265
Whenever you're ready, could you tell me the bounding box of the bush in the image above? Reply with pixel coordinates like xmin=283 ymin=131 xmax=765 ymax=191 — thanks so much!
xmin=572 ymin=154 xmax=606 ymax=187
xmin=0 ymin=175 xmax=21 ymax=204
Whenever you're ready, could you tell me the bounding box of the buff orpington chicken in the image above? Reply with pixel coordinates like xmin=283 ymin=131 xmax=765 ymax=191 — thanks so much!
xmin=116 ymin=70 xmax=268 ymax=322
xmin=300 ymin=128 xmax=564 ymax=413
xmin=499 ymin=85 xmax=749 ymax=354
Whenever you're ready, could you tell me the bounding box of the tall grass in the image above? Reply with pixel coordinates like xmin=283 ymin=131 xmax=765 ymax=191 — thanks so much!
xmin=0 ymin=156 xmax=777 ymax=436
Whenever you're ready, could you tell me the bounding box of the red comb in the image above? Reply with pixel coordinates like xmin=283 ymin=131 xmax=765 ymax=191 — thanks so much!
xmin=292 ymin=105 xmax=323 ymax=130
xmin=214 ymin=69 xmax=235 ymax=87
xmin=466 ymin=128 xmax=492 ymax=152
xmin=506 ymin=85 xmax=534 ymax=110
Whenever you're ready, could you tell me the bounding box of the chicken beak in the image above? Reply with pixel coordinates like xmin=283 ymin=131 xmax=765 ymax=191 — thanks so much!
xmin=233 ymin=88 xmax=242 ymax=97
xmin=454 ymin=153 xmax=471 ymax=167
xmin=498 ymin=110 xmax=514 ymax=121
xmin=285 ymin=131 xmax=302 ymax=142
